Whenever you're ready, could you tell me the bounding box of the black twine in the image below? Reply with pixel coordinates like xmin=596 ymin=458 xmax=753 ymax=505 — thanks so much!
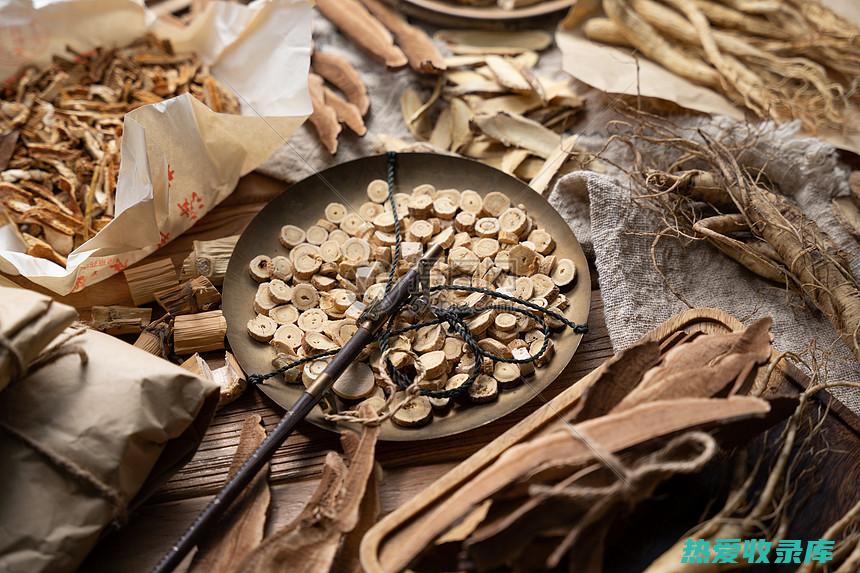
xmin=248 ymin=152 xmax=588 ymax=400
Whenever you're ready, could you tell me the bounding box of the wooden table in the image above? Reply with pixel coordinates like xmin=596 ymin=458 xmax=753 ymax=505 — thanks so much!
xmin=11 ymin=171 xmax=860 ymax=572
xmin=10 ymin=170 xmax=605 ymax=572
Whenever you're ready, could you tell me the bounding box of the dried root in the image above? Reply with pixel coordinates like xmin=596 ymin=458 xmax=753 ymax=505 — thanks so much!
xmin=591 ymin=0 xmax=860 ymax=133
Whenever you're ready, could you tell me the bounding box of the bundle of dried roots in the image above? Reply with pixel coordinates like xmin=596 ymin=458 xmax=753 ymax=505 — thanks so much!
xmin=611 ymin=114 xmax=860 ymax=362
xmin=390 ymin=318 xmax=797 ymax=572
xmin=577 ymin=0 xmax=860 ymax=134
xmin=0 ymin=34 xmax=239 ymax=266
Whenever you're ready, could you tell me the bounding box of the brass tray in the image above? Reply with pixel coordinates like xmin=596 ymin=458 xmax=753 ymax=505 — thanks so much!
xmin=222 ymin=153 xmax=590 ymax=441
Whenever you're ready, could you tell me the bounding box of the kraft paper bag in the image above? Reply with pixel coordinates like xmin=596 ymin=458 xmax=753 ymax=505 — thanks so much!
xmin=0 ymin=287 xmax=220 ymax=573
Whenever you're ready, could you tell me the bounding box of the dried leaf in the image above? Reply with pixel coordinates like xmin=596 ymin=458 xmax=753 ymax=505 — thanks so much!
xmin=472 ymin=112 xmax=560 ymax=158
xmin=190 ymin=415 xmax=270 ymax=573
xmin=434 ymin=29 xmax=553 ymax=54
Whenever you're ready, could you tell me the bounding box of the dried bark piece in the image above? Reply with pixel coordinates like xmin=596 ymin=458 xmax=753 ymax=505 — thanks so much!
xmin=473 ymin=112 xmax=560 ymax=159
xmin=392 ymin=393 xmax=433 ymax=427
xmin=90 ymin=306 xmax=152 ymax=336
xmin=324 ymin=87 xmax=367 ymax=136
xmin=190 ymin=414 xmax=270 ymax=573
xmin=358 ymin=0 xmax=446 ymax=73
xmin=434 ymin=29 xmax=553 ymax=54
xmin=333 ymin=362 xmax=376 ymax=400
xmin=387 ymin=396 xmax=773 ymax=572
xmin=317 ymin=0 xmax=408 ymax=68
xmin=174 ymin=310 xmax=227 ymax=354
xmin=312 ymin=51 xmax=370 ymax=116
xmin=551 ymin=258 xmax=576 ymax=288
xmin=124 ymin=258 xmax=178 ymax=306
xmin=308 ymin=73 xmax=342 ymax=155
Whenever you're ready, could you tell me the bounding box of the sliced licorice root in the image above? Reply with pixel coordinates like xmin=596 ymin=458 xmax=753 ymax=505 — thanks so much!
xmin=552 ymin=257 xmax=577 ymax=288
xmin=270 ymin=304 xmax=299 ymax=325
xmin=248 ymin=314 xmax=278 ymax=342
xmin=367 ymin=179 xmax=389 ymax=203
xmin=468 ymin=374 xmax=498 ymax=403
xmin=392 ymin=392 xmax=433 ymax=427
xmin=249 ymin=255 xmax=272 ymax=282
xmin=279 ymin=225 xmax=305 ymax=248
xmin=332 ymin=362 xmax=376 ymax=400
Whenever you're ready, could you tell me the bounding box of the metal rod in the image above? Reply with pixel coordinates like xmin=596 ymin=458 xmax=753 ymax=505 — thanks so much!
xmin=151 ymin=241 xmax=443 ymax=573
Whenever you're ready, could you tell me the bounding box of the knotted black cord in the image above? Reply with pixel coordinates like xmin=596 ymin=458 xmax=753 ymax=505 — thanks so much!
xmin=248 ymin=152 xmax=588 ymax=401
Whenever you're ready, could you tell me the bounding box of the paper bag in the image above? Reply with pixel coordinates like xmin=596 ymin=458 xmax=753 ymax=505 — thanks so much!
xmin=0 ymin=286 xmax=77 ymax=390
xmin=0 ymin=0 xmax=313 ymax=295
xmin=0 ymin=287 xmax=220 ymax=573
xmin=556 ymin=0 xmax=860 ymax=154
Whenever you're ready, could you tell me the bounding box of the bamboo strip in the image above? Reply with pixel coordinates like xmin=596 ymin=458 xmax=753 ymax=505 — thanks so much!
xmin=174 ymin=310 xmax=227 ymax=354
xmin=124 ymin=258 xmax=179 ymax=305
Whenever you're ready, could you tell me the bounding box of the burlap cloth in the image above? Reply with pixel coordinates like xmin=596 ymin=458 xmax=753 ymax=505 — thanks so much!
xmin=553 ymin=119 xmax=860 ymax=412
xmin=257 ymin=17 xmax=858 ymax=412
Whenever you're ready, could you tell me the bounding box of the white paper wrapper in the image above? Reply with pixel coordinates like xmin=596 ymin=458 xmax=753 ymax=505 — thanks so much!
xmin=556 ymin=0 xmax=860 ymax=153
xmin=0 ymin=0 xmax=312 ymax=295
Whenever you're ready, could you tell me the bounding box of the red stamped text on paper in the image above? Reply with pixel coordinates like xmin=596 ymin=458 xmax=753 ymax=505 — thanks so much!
xmin=177 ymin=191 xmax=205 ymax=220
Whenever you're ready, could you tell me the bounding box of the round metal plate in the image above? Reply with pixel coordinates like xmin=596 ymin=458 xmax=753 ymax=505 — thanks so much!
xmin=223 ymin=153 xmax=590 ymax=441
xmin=399 ymin=0 xmax=575 ymax=23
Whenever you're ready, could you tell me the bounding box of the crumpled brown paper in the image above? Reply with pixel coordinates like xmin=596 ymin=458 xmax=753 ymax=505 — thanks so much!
xmin=0 ymin=287 xmax=219 ymax=573
xmin=556 ymin=0 xmax=860 ymax=154
xmin=0 ymin=286 xmax=77 ymax=391
xmin=0 ymin=0 xmax=312 ymax=295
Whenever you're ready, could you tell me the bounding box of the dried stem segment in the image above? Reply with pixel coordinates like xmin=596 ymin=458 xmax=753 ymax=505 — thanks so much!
xmin=189 ymin=414 xmax=270 ymax=573
xmin=133 ymin=317 xmax=172 ymax=357
xmin=155 ymin=276 xmax=221 ymax=316
xmin=89 ymin=306 xmax=152 ymax=336
xmin=124 ymin=258 xmax=178 ymax=305
xmin=180 ymin=235 xmax=240 ymax=285
xmin=316 ymin=0 xmax=408 ymax=69
xmin=174 ymin=310 xmax=227 ymax=354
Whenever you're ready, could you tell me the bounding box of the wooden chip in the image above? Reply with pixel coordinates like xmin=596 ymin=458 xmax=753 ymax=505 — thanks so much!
xmin=316 ymin=0 xmax=408 ymax=68
xmin=324 ymin=87 xmax=367 ymax=136
xmin=280 ymin=225 xmax=306 ymax=248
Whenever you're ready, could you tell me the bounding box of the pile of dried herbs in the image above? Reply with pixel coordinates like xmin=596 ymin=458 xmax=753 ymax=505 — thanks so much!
xmin=0 ymin=34 xmax=239 ymax=266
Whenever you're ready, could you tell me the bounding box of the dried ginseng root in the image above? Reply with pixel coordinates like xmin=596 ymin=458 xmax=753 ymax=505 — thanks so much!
xmin=245 ymin=182 xmax=580 ymax=428
xmin=0 ymin=34 xmax=239 ymax=265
